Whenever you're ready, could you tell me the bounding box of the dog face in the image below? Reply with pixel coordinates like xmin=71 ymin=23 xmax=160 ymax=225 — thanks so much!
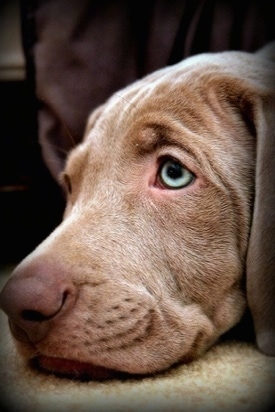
xmin=1 ymin=44 xmax=274 ymax=379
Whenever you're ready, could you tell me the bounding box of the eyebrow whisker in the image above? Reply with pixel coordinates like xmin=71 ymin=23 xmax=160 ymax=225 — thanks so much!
xmin=115 ymin=93 xmax=146 ymax=122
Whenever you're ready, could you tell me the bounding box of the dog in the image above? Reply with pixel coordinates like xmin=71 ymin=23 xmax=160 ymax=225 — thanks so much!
xmin=1 ymin=43 xmax=275 ymax=380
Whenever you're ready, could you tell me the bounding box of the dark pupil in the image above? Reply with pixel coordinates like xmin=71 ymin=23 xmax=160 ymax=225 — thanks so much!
xmin=167 ymin=163 xmax=182 ymax=179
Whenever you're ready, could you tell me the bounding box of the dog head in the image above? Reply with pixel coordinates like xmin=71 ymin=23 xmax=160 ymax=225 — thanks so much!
xmin=1 ymin=43 xmax=274 ymax=379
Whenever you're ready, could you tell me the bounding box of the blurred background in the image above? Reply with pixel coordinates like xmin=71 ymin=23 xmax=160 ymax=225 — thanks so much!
xmin=0 ymin=0 xmax=64 ymax=264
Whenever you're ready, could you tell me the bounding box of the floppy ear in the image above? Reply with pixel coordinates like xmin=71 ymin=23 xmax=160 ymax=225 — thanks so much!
xmin=246 ymin=43 xmax=275 ymax=356
xmin=41 ymin=103 xmax=106 ymax=181
xmin=246 ymin=93 xmax=275 ymax=356
xmin=82 ymin=103 xmax=106 ymax=141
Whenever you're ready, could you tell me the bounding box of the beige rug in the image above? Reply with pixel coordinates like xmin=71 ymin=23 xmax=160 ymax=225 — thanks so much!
xmin=0 ymin=265 xmax=274 ymax=412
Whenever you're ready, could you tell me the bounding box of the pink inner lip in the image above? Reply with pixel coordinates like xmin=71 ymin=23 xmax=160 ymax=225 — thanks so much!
xmin=35 ymin=355 xmax=128 ymax=380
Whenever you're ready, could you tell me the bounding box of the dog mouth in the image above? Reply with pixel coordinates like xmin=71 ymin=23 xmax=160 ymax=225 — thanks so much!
xmin=32 ymin=355 xmax=132 ymax=381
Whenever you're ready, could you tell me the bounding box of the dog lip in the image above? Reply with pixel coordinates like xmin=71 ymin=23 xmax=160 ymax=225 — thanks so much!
xmin=34 ymin=355 xmax=130 ymax=380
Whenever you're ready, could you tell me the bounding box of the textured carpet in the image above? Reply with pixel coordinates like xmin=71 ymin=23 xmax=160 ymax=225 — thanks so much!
xmin=0 ymin=266 xmax=274 ymax=412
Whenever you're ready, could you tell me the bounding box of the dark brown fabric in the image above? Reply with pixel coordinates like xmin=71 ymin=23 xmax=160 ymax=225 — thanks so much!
xmin=22 ymin=0 xmax=274 ymax=177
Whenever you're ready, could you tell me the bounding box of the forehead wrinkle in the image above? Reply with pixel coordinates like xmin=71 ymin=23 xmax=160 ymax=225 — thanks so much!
xmin=133 ymin=121 xmax=197 ymax=161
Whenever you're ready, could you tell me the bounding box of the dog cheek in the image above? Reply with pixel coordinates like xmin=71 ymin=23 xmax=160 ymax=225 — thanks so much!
xmin=212 ymin=287 xmax=246 ymax=333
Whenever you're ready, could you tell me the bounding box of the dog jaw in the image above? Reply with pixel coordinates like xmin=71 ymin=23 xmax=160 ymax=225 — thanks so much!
xmin=12 ymin=278 xmax=220 ymax=378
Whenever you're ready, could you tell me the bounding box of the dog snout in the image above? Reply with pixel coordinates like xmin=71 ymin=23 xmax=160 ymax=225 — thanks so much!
xmin=0 ymin=259 xmax=75 ymax=344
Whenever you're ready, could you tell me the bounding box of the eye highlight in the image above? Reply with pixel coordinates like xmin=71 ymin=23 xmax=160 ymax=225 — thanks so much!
xmin=157 ymin=158 xmax=195 ymax=189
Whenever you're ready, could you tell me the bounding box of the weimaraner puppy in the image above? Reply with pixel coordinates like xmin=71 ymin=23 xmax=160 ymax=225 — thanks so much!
xmin=1 ymin=43 xmax=274 ymax=380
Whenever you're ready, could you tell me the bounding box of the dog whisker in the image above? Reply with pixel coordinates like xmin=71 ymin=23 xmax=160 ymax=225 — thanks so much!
xmin=115 ymin=93 xmax=146 ymax=122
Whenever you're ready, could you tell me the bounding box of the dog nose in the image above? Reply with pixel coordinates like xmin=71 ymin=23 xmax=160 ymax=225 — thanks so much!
xmin=0 ymin=260 xmax=75 ymax=343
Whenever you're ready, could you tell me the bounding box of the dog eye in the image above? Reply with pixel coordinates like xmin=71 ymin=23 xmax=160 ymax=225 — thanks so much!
xmin=158 ymin=158 xmax=195 ymax=189
xmin=63 ymin=174 xmax=72 ymax=195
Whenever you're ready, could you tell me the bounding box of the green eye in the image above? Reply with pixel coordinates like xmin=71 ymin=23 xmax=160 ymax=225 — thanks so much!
xmin=158 ymin=159 xmax=195 ymax=189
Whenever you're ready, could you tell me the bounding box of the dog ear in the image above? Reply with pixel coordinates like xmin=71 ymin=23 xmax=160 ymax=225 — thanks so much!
xmin=246 ymin=43 xmax=275 ymax=356
xmin=82 ymin=103 xmax=106 ymax=141
xmin=41 ymin=103 xmax=106 ymax=182
xmin=246 ymin=93 xmax=275 ymax=356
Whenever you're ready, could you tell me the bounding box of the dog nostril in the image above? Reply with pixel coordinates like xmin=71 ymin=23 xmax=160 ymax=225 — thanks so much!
xmin=0 ymin=262 xmax=75 ymax=343
xmin=21 ymin=310 xmax=49 ymax=322
xmin=21 ymin=290 xmax=69 ymax=322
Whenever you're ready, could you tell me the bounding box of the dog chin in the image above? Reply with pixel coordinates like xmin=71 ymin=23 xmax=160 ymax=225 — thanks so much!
xmin=31 ymin=355 xmax=134 ymax=381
